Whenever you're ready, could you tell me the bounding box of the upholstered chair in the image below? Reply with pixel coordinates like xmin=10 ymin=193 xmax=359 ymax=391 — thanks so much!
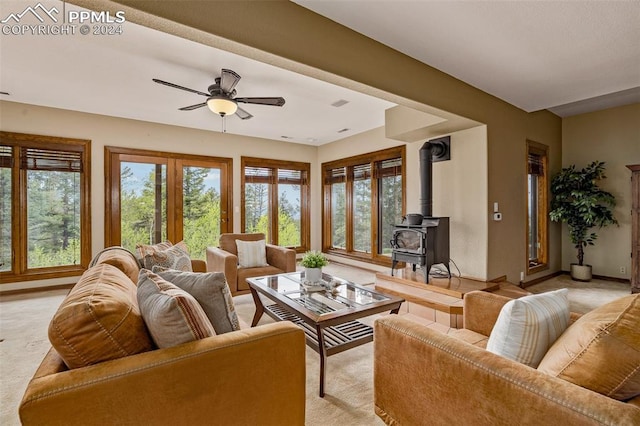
xmin=206 ymin=233 xmax=296 ymax=295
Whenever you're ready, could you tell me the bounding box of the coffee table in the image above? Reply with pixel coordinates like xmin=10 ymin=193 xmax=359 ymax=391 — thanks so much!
xmin=248 ymin=271 xmax=404 ymax=397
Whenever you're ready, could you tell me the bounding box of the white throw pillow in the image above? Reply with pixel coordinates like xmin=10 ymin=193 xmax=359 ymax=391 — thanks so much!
xmin=236 ymin=239 xmax=269 ymax=268
xmin=486 ymin=288 xmax=570 ymax=368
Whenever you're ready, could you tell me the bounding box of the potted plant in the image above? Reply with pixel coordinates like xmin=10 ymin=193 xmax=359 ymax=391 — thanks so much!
xmin=300 ymin=250 xmax=329 ymax=284
xmin=549 ymin=161 xmax=617 ymax=281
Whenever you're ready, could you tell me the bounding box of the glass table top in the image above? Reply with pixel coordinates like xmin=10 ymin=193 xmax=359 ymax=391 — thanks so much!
xmin=251 ymin=272 xmax=390 ymax=315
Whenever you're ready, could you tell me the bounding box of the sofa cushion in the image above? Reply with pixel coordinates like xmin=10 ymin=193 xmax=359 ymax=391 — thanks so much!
xmin=486 ymin=288 xmax=570 ymax=367
xmin=236 ymin=239 xmax=268 ymax=268
xmin=237 ymin=265 xmax=284 ymax=291
xmin=152 ymin=267 xmax=240 ymax=334
xmin=141 ymin=241 xmax=192 ymax=272
xmin=538 ymin=293 xmax=640 ymax=400
xmin=92 ymin=247 xmax=140 ymax=282
xmin=48 ymin=264 xmax=154 ymax=369
xmin=137 ymin=269 xmax=215 ymax=348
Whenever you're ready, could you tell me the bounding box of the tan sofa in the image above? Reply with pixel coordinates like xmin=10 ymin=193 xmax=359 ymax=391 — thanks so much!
xmin=207 ymin=233 xmax=296 ymax=295
xmin=19 ymin=248 xmax=306 ymax=426
xmin=374 ymin=291 xmax=640 ymax=425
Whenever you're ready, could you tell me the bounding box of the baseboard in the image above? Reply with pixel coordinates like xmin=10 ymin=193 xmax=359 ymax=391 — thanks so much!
xmin=0 ymin=283 xmax=74 ymax=297
xmin=591 ymin=274 xmax=631 ymax=284
xmin=522 ymin=270 xmax=631 ymax=288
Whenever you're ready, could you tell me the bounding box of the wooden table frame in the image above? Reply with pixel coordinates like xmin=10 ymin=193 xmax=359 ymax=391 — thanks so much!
xmin=248 ymin=272 xmax=404 ymax=397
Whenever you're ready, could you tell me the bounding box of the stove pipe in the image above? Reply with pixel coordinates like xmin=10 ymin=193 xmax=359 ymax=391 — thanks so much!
xmin=419 ymin=142 xmax=433 ymax=218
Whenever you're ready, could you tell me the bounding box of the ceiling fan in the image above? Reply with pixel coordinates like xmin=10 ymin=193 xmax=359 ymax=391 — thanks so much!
xmin=152 ymin=68 xmax=285 ymax=120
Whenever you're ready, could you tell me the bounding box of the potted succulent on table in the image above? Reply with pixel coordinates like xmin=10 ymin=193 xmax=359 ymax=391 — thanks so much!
xmin=300 ymin=250 xmax=329 ymax=284
xmin=549 ymin=161 xmax=617 ymax=281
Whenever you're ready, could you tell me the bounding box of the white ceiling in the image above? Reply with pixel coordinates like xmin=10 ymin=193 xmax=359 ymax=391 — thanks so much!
xmin=0 ymin=1 xmax=395 ymax=145
xmin=294 ymin=0 xmax=640 ymax=116
xmin=1 ymin=1 xmax=639 ymax=147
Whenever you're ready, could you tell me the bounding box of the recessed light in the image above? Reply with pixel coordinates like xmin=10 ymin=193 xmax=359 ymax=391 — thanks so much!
xmin=0 ymin=91 xmax=10 ymax=96
xmin=331 ymin=99 xmax=349 ymax=107
xmin=281 ymin=135 xmax=293 ymax=139
xmin=337 ymin=128 xmax=350 ymax=133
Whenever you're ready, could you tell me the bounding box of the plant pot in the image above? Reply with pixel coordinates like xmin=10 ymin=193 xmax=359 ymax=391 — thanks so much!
xmin=570 ymin=263 xmax=592 ymax=282
xmin=305 ymin=267 xmax=322 ymax=284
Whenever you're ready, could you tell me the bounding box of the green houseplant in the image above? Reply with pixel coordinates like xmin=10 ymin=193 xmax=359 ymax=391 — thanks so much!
xmin=300 ymin=251 xmax=329 ymax=284
xmin=549 ymin=161 xmax=617 ymax=281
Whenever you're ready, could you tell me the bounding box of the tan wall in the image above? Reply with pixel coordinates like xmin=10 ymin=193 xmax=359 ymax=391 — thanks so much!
xmin=0 ymin=100 xmax=318 ymax=292
xmin=561 ymin=103 xmax=640 ymax=279
xmin=318 ymin=125 xmax=489 ymax=280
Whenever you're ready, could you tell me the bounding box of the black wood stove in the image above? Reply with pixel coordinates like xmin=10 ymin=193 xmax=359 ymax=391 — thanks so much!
xmin=391 ymin=138 xmax=451 ymax=282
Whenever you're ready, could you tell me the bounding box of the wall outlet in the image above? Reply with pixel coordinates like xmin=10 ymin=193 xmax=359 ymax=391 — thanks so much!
xmin=620 ymin=266 xmax=626 ymax=275
xmin=493 ymin=212 xmax=502 ymax=221
xmin=520 ymin=271 xmax=524 ymax=282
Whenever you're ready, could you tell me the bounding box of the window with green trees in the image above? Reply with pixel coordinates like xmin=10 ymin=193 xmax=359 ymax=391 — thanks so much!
xmin=527 ymin=141 xmax=549 ymax=274
xmin=322 ymin=146 xmax=405 ymax=265
xmin=1 ymin=132 xmax=91 ymax=283
xmin=242 ymin=157 xmax=310 ymax=252
xmin=105 ymin=148 xmax=232 ymax=260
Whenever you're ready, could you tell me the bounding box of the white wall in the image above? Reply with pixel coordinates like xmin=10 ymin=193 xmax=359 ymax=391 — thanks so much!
xmin=561 ymin=103 xmax=640 ymax=279
xmin=0 ymin=100 xmax=318 ymax=291
xmin=318 ymin=125 xmax=489 ymax=280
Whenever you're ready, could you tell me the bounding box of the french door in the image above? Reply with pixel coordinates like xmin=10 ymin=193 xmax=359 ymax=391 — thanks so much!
xmin=105 ymin=147 xmax=232 ymax=260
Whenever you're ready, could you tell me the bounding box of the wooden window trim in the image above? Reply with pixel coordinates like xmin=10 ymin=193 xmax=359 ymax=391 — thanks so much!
xmin=0 ymin=131 xmax=91 ymax=283
xmin=241 ymin=157 xmax=310 ymax=253
xmin=322 ymin=146 xmax=406 ymax=267
xmin=104 ymin=146 xmax=233 ymax=247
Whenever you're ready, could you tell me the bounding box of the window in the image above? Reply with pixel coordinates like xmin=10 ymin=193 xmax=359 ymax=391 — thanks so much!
xmin=105 ymin=147 xmax=232 ymax=260
xmin=242 ymin=157 xmax=310 ymax=252
xmin=322 ymin=146 xmax=405 ymax=265
xmin=0 ymin=132 xmax=91 ymax=283
xmin=527 ymin=141 xmax=549 ymax=274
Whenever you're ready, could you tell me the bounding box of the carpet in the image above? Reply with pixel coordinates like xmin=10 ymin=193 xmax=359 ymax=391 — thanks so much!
xmin=526 ymin=274 xmax=631 ymax=314
xmin=0 ymin=267 xmax=630 ymax=425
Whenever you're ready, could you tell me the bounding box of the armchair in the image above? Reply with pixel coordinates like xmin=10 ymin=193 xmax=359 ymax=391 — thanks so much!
xmin=207 ymin=233 xmax=296 ymax=295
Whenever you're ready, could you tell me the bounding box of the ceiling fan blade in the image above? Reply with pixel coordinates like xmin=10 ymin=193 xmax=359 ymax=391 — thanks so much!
xmin=152 ymin=79 xmax=210 ymax=97
xmin=235 ymin=106 xmax=253 ymax=120
xmin=220 ymin=69 xmax=241 ymax=94
xmin=179 ymin=102 xmax=207 ymax=111
xmin=234 ymin=97 xmax=286 ymax=106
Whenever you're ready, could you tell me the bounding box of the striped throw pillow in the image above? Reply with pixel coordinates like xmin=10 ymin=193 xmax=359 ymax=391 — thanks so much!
xmin=486 ymin=288 xmax=570 ymax=367
xmin=137 ymin=269 xmax=215 ymax=348
xmin=236 ymin=239 xmax=268 ymax=268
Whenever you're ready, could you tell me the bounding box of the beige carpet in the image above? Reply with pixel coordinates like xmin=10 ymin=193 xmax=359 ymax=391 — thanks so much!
xmin=526 ymin=274 xmax=631 ymax=314
xmin=0 ymin=268 xmax=630 ymax=425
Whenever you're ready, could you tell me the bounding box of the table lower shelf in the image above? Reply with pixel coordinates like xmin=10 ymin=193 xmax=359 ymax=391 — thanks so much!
xmin=264 ymin=304 xmax=374 ymax=356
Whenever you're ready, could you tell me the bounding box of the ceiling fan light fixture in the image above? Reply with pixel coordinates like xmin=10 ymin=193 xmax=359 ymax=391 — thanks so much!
xmin=207 ymin=96 xmax=237 ymax=116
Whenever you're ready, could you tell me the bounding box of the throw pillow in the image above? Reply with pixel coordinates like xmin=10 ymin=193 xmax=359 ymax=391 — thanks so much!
xmin=236 ymin=239 xmax=268 ymax=268
xmin=142 ymin=241 xmax=192 ymax=272
xmin=152 ymin=267 xmax=241 ymax=334
xmin=136 ymin=241 xmax=173 ymax=265
xmin=486 ymin=288 xmax=570 ymax=368
xmin=538 ymin=293 xmax=640 ymax=400
xmin=137 ymin=269 xmax=215 ymax=348
xmin=48 ymin=264 xmax=154 ymax=369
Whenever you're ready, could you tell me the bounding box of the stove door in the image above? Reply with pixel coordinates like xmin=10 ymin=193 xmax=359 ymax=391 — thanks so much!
xmin=392 ymin=229 xmax=425 ymax=254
